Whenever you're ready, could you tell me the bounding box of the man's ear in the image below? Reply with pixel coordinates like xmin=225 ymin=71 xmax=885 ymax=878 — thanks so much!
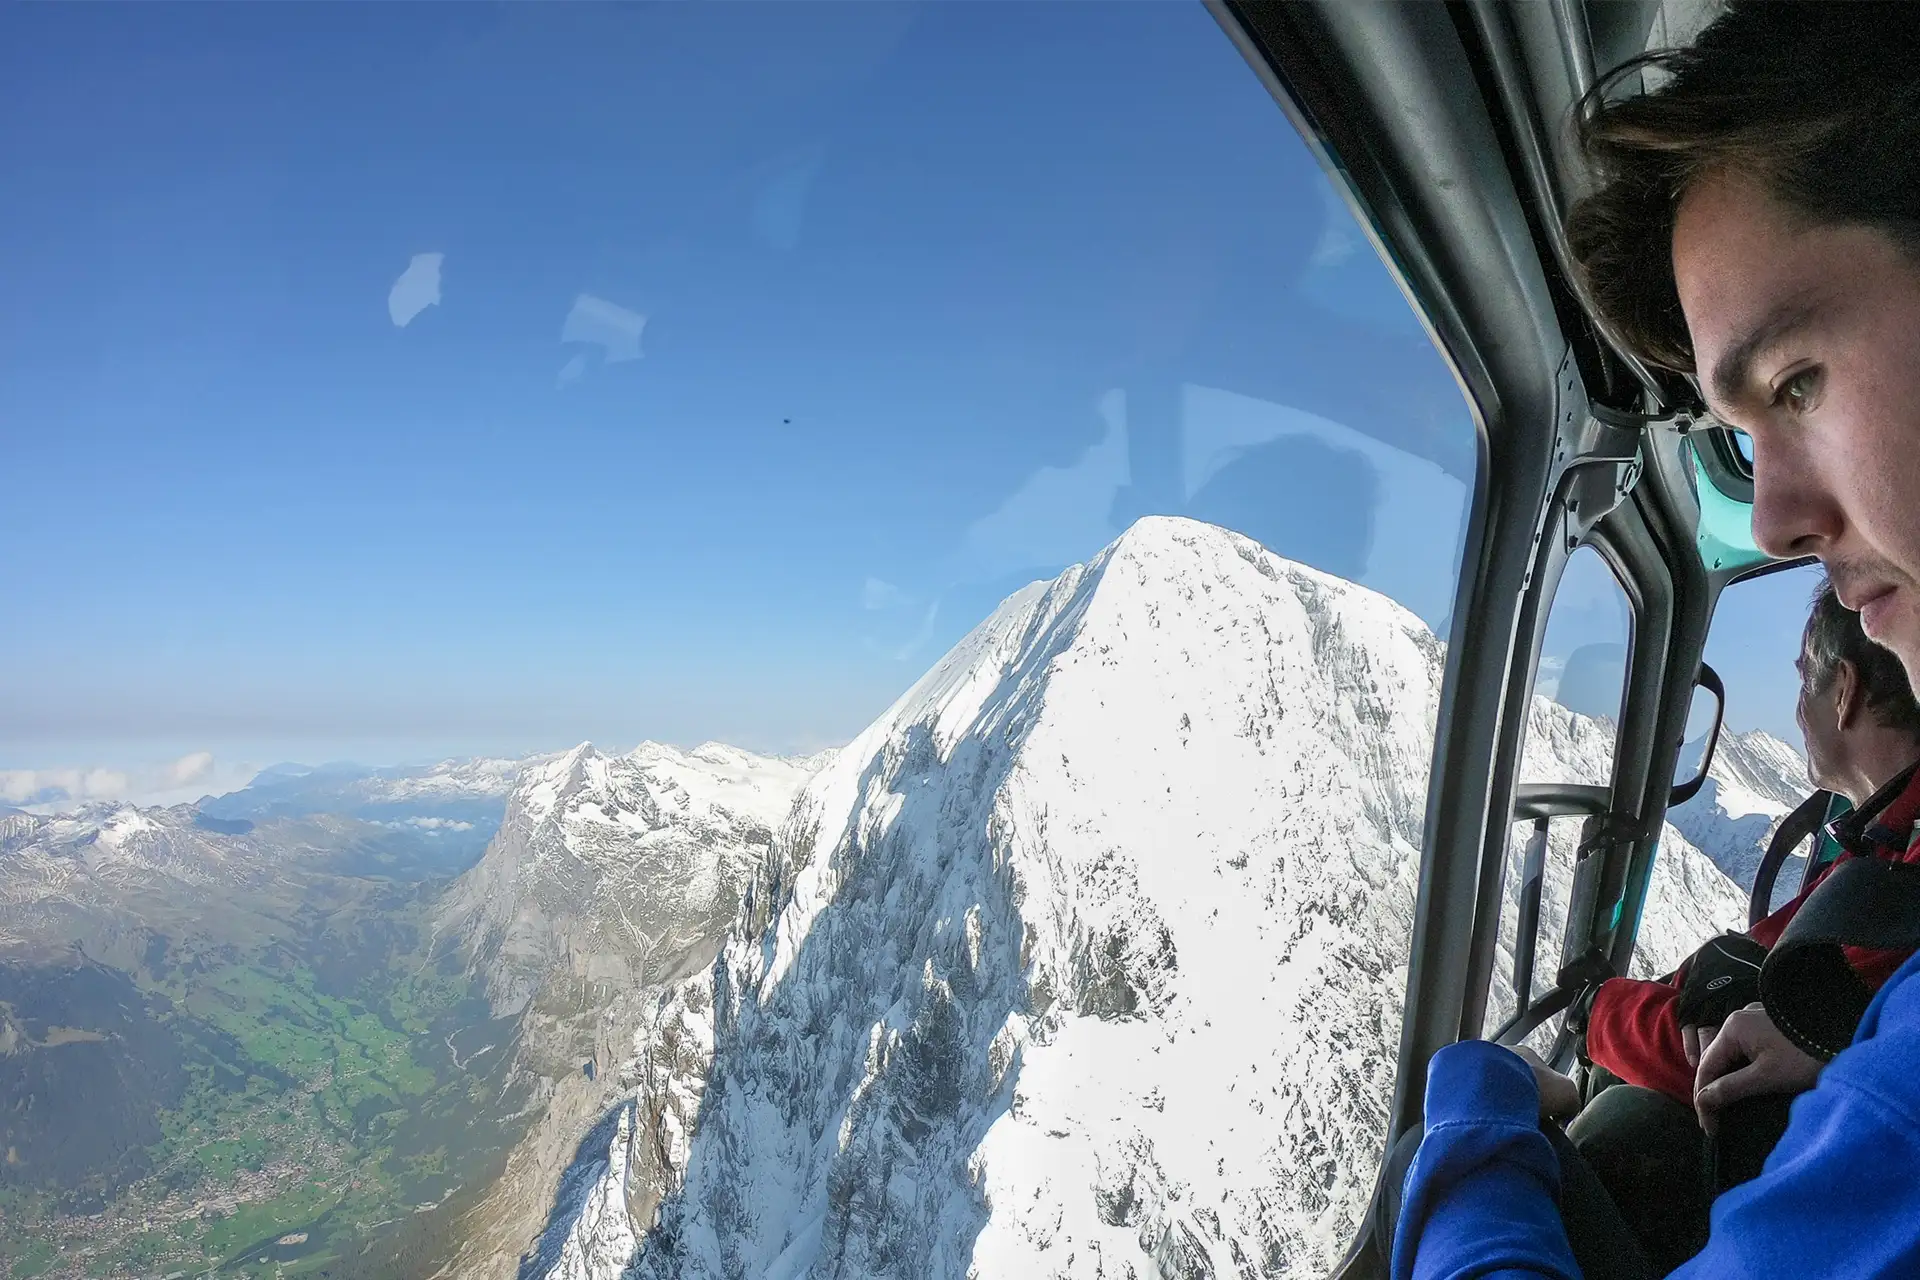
xmin=1835 ymin=659 xmax=1864 ymax=730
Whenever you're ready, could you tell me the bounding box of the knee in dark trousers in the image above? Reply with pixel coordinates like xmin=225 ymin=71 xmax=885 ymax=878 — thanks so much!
xmin=1567 ymin=1084 xmax=1711 ymax=1275
xmin=1703 ymin=1093 xmax=1793 ymax=1196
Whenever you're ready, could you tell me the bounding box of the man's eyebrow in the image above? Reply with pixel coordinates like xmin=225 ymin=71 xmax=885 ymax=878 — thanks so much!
xmin=1708 ymin=296 xmax=1822 ymax=410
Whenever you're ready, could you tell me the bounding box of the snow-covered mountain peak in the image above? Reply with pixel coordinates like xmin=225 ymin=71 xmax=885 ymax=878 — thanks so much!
xmin=527 ymin=516 xmax=1796 ymax=1280
xmin=379 ymin=753 xmax=539 ymax=799
xmin=5 ymin=803 xmax=226 ymax=879
xmin=862 ymin=514 xmax=1436 ymax=773
xmin=514 ymin=743 xmax=664 ymax=837
xmin=93 ymin=805 xmax=161 ymax=849
xmin=1712 ymin=729 xmax=1812 ymax=817
xmin=627 ymin=742 xmax=822 ymax=832
xmin=572 ymin=517 xmax=1460 ymax=1280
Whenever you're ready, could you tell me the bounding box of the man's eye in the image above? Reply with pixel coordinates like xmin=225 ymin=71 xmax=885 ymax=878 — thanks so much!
xmin=1776 ymin=367 xmax=1823 ymax=413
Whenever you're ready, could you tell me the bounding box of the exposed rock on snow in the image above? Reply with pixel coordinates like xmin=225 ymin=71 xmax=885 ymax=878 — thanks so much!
xmin=438 ymin=742 xmax=821 ymax=1018
xmin=430 ymin=742 xmax=818 ymax=1280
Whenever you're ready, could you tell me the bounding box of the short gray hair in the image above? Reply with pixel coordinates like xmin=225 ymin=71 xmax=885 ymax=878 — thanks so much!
xmin=1804 ymin=577 xmax=1920 ymax=738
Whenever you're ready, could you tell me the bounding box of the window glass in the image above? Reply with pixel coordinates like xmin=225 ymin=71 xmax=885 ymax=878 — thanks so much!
xmin=1659 ymin=564 xmax=1822 ymax=945
xmin=0 ymin=5 xmax=1476 ymax=1276
xmin=1694 ymin=437 xmax=1769 ymax=574
xmin=1487 ymin=547 xmax=1631 ymax=1037
xmin=1528 ymin=547 xmax=1632 ymax=784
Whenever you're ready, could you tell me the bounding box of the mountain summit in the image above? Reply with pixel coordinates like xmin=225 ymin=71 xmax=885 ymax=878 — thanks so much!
xmin=524 ymin=517 xmax=1792 ymax=1280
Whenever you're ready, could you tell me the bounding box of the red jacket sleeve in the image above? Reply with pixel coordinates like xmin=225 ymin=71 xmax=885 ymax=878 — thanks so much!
xmin=1585 ymin=850 xmax=1917 ymax=1103
xmin=1585 ymin=974 xmax=1695 ymax=1102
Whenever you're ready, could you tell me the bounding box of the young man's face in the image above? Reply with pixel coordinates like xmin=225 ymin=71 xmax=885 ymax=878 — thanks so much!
xmin=1672 ymin=173 xmax=1920 ymax=683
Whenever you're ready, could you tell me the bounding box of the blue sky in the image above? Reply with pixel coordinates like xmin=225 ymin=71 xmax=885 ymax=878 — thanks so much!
xmin=0 ymin=2 xmax=1809 ymax=799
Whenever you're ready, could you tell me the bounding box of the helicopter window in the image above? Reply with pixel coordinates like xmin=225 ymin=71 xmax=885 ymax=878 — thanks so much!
xmin=1527 ymin=547 xmax=1631 ymax=784
xmin=1485 ymin=546 xmax=1632 ymax=1036
xmin=1655 ymin=563 xmax=1825 ymax=946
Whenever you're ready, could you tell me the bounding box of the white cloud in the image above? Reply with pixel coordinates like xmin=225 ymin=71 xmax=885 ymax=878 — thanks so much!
xmin=861 ymin=577 xmax=904 ymax=611
xmin=3 ymin=766 xmax=129 ymax=806
xmin=388 ymin=252 xmax=444 ymax=327
xmin=557 ymin=352 xmax=588 ymax=389
xmin=562 ymin=294 xmax=646 ymax=364
xmin=399 ymin=816 xmax=474 ymax=832
xmin=166 ymin=750 xmax=214 ymax=787
xmin=1535 ymin=655 xmax=1566 ymax=702
xmin=2 ymin=753 xmax=253 ymax=812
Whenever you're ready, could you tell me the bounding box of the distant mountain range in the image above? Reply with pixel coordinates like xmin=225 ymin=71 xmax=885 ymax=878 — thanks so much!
xmin=0 ymin=742 xmax=829 ymax=1278
xmin=192 ymin=755 xmax=547 ymax=859
xmin=1668 ymin=728 xmax=1813 ymax=907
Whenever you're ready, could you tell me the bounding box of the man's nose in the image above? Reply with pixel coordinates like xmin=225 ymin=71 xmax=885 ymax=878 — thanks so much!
xmin=1749 ymin=441 xmax=1843 ymax=561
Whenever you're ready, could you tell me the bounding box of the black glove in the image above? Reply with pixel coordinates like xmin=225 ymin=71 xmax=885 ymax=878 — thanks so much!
xmin=1673 ymin=932 xmax=1770 ymax=1029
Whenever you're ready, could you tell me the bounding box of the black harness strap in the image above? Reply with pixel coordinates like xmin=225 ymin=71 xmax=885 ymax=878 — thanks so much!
xmin=1759 ymin=857 xmax=1920 ymax=1059
xmin=1748 ymin=790 xmax=1835 ymax=928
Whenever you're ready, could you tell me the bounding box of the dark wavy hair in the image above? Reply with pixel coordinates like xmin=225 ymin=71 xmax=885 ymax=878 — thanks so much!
xmin=1805 ymin=578 xmax=1920 ymax=739
xmin=1566 ymin=2 xmax=1920 ymax=374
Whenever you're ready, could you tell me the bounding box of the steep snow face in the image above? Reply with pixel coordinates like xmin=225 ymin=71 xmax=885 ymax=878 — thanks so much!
xmin=427 ymin=744 xmax=822 ymax=1280
xmin=539 ymin=1102 xmax=644 ymax=1280
xmin=536 ymin=517 xmax=1804 ymax=1280
xmin=439 ymin=742 xmax=821 ymax=1017
xmin=1665 ymin=730 xmax=1813 ymax=895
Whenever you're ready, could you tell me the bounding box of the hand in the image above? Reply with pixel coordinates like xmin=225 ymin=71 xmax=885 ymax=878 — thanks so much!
xmin=1681 ymin=1020 xmax=1723 ymax=1068
xmin=1510 ymin=1045 xmax=1582 ymax=1120
xmin=1694 ymin=1003 xmax=1825 ymax=1134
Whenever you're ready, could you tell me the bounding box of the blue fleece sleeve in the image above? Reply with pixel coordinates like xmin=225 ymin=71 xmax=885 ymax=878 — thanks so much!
xmin=1391 ymin=1040 xmax=1580 ymax=1280
xmin=1670 ymin=951 xmax=1920 ymax=1278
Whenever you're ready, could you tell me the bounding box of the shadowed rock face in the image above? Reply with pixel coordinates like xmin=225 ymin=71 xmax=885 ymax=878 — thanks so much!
xmin=429 ymin=741 xmax=820 ymax=1280
xmin=437 ymin=743 xmax=817 ymax=1021
xmin=520 ymin=517 xmax=1802 ymax=1280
